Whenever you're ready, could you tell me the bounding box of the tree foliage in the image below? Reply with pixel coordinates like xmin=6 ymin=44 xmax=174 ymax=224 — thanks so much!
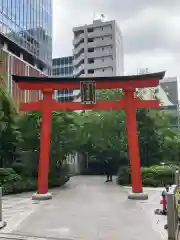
xmin=75 ymin=89 xmax=180 ymax=173
xmin=0 ymin=88 xmax=19 ymax=167
xmin=0 ymin=86 xmax=179 ymax=182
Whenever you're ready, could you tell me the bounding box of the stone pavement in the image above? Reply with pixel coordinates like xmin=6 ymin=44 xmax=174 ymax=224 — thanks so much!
xmin=0 ymin=176 xmax=167 ymax=240
xmin=1 ymin=192 xmax=41 ymax=233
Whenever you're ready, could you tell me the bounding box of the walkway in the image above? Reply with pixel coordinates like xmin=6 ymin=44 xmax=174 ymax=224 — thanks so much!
xmin=0 ymin=176 xmax=167 ymax=240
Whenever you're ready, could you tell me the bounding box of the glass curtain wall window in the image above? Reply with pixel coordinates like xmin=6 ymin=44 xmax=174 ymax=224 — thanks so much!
xmin=0 ymin=0 xmax=52 ymax=68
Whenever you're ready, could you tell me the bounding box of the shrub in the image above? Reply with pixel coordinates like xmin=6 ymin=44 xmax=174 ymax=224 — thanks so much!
xmin=0 ymin=166 xmax=70 ymax=195
xmin=49 ymin=176 xmax=69 ymax=188
xmin=12 ymin=181 xmax=27 ymax=193
xmin=49 ymin=163 xmax=70 ymax=188
xmin=11 ymin=178 xmax=36 ymax=194
xmin=2 ymin=183 xmax=13 ymax=195
xmin=142 ymin=178 xmax=159 ymax=187
xmin=117 ymin=165 xmax=175 ymax=187
xmin=142 ymin=165 xmax=174 ymax=186
xmin=24 ymin=178 xmax=37 ymax=191
xmin=0 ymin=168 xmax=17 ymax=182
xmin=0 ymin=168 xmax=12 ymax=177
xmin=117 ymin=166 xmax=131 ymax=185
xmin=5 ymin=168 xmax=16 ymax=174
xmin=11 ymin=162 xmax=24 ymax=175
xmin=3 ymin=173 xmax=22 ymax=184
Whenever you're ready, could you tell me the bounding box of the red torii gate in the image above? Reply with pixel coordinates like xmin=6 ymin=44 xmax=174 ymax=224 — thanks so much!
xmin=13 ymin=71 xmax=165 ymax=200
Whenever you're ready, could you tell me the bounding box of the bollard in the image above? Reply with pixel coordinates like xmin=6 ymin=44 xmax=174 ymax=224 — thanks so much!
xmin=0 ymin=187 xmax=6 ymax=229
xmin=167 ymin=185 xmax=178 ymax=240
xmin=175 ymin=171 xmax=180 ymax=187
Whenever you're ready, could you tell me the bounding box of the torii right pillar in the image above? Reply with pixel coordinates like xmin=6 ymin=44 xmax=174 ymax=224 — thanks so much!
xmin=123 ymin=87 xmax=156 ymax=200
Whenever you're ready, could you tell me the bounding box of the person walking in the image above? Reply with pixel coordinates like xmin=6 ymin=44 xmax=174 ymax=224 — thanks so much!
xmin=161 ymin=184 xmax=169 ymax=214
xmin=104 ymin=157 xmax=113 ymax=182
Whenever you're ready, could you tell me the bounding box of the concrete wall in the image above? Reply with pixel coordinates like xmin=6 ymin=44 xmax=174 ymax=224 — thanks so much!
xmin=160 ymin=77 xmax=179 ymax=105
xmin=140 ymin=86 xmax=173 ymax=106
xmin=66 ymin=152 xmax=82 ymax=175
xmin=73 ymin=19 xmax=124 ymax=77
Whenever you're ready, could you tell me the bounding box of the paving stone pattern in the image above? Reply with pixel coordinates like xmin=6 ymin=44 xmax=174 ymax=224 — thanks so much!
xmin=1 ymin=193 xmax=41 ymax=233
xmin=0 ymin=176 xmax=167 ymax=240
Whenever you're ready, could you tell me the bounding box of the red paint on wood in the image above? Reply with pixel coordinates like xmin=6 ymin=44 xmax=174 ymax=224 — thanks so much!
xmin=37 ymin=91 xmax=53 ymax=194
xmin=124 ymin=90 xmax=143 ymax=193
xmin=20 ymin=99 xmax=159 ymax=112
xmin=20 ymin=100 xmax=125 ymax=111
xmin=17 ymin=78 xmax=160 ymax=90
xmin=135 ymin=99 xmax=160 ymax=108
xmin=20 ymin=101 xmax=42 ymax=111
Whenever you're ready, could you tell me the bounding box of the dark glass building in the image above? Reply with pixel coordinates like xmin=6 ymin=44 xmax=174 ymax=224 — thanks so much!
xmin=0 ymin=0 xmax=52 ymax=73
xmin=0 ymin=0 xmax=52 ymax=109
xmin=52 ymin=56 xmax=75 ymax=102
xmin=52 ymin=56 xmax=73 ymax=77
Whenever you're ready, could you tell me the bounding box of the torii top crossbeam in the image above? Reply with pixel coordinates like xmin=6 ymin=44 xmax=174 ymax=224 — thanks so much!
xmin=13 ymin=71 xmax=165 ymax=111
xmin=12 ymin=71 xmax=165 ymax=200
xmin=13 ymin=71 xmax=164 ymax=89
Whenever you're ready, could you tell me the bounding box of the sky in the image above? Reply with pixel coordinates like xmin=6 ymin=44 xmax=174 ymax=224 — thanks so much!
xmin=53 ymin=0 xmax=180 ymax=79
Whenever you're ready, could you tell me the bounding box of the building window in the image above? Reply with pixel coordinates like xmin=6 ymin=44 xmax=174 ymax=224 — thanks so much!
xmin=88 ymin=28 xmax=93 ymax=33
xmin=88 ymin=48 xmax=94 ymax=53
xmin=69 ymin=66 xmax=73 ymax=73
xmin=88 ymin=58 xmax=94 ymax=64
xmin=69 ymin=57 xmax=73 ymax=64
xmin=88 ymin=38 xmax=94 ymax=43
xmin=52 ymin=69 xmax=56 ymax=75
xmin=65 ymin=57 xmax=68 ymax=65
xmin=88 ymin=69 xmax=94 ymax=74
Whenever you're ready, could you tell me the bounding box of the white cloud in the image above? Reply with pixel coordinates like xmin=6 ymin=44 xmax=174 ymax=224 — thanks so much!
xmin=52 ymin=0 xmax=180 ymax=80
xmin=125 ymin=49 xmax=177 ymax=76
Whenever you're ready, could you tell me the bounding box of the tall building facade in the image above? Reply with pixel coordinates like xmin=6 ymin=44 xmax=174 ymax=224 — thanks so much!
xmin=73 ymin=19 xmax=124 ymax=78
xmin=52 ymin=56 xmax=75 ymax=102
xmin=0 ymin=0 xmax=52 ymax=109
xmin=137 ymin=68 xmax=175 ymax=107
xmin=160 ymin=77 xmax=179 ymax=105
xmin=160 ymin=77 xmax=179 ymax=128
xmin=52 ymin=56 xmax=73 ymax=77
xmin=0 ymin=0 xmax=52 ymax=73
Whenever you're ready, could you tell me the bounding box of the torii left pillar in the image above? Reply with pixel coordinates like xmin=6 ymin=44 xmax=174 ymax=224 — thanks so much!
xmin=32 ymin=89 xmax=53 ymax=200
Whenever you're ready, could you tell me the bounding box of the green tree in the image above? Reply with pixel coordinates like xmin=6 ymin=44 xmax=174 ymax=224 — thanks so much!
xmin=75 ymin=89 xmax=180 ymax=173
xmin=0 ymin=87 xmax=19 ymax=167
xmin=16 ymin=111 xmax=79 ymax=177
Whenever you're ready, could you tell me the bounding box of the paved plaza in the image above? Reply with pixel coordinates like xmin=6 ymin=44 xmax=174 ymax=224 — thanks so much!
xmin=0 ymin=176 xmax=167 ymax=240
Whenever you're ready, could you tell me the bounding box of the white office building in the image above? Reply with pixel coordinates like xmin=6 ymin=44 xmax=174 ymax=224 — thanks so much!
xmin=137 ymin=69 xmax=174 ymax=106
xmin=160 ymin=77 xmax=179 ymax=105
xmin=73 ymin=18 xmax=124 ymax=78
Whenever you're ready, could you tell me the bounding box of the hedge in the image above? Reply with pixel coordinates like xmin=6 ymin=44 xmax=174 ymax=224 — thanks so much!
xmin=0 ymin=167 xmax=70 ymax=195
xmin=117 ymin=165 xmax=179 ymax=187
